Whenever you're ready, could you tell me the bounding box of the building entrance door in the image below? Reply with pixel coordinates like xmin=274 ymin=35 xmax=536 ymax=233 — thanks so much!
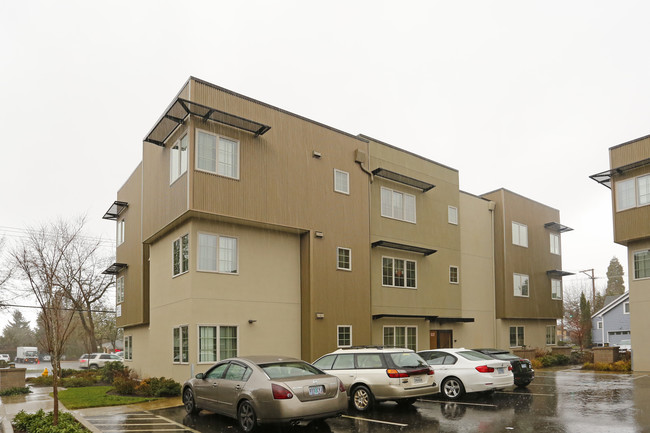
xmin=429 ymin=330 xmax=453 ymax=349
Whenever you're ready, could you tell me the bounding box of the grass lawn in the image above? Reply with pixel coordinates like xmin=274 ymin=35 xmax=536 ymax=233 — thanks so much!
xmin=57 ymin=386 xmax=157 ymax=409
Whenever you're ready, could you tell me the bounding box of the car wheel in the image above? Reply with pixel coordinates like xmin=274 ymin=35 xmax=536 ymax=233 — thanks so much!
xmin=238 ymin=400 xmax=257 ymax=433
xmin=90 ymin=364 xmax=98 ymax=370
xmin=182 ymin=387 xmax=200 ymax=415
xmin=396 ymin=397 xmax=417 ymax=406
xmin=441 ymin=377 xmax=465 ymax=400
xmin=351 ymin=385 xmax=374 ymax=411
xmin=515 ymin=380 xmax=531 ymax=388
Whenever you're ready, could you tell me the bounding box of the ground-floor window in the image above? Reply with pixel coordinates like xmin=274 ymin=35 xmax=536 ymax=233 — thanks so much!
xmin=124 ymin=336 xmax=132 ymax=360
xmin=198 ymin=325 xmax=238 ymax=362
xmin=509 ymin=326 xmax=525 ymax=347
xmin=337 ymin=325 xmax=352 ymax=347
xmin=546 ymin=325 xmax=556 ymax=345
xmin=173 ymin=325 xmax=189 ymax=363
xmin=220 ymin=326 xmax=238 ymax=359
xmin=383 ymin=326 xmax=417 ymax=350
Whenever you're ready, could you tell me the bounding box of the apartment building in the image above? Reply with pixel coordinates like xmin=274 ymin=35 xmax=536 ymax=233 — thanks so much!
xmin=591 ymin=136 xmax=650 ymax=371
xmin=104 ymin=77 xmax=570 ymax=382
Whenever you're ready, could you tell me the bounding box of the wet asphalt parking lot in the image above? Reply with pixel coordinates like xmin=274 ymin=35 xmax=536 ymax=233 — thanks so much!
xmin=74 ymin=368 xmax=650 ymax=433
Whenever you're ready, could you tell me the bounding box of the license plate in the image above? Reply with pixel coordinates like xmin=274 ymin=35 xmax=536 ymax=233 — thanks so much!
xmin=497 ymin=368 xmax=504 ymax=374
xmin=309 ymin=385 xmax=324 ymax=396
xmin=413 ymin=376 xmax=424 ymax=384
xmin=521 ymin=364 xmax=527 ymax=369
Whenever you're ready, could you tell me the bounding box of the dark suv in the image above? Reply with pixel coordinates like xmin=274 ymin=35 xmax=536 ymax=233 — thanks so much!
xmin=313 ymin=347 xmax=437 ymax=411
xmin=473 ymin=348 xmax=534 ymax=387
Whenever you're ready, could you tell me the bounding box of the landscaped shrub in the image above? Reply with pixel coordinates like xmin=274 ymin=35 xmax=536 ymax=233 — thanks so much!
xmin=582 ymin=360 xmax=631 ymax=372
xmin=61 ymin=376 xmax=95 ymax=388
xmin=0 ymin=360 xmax=10 ymax=368
xmin=135 ymin=377 xmax=181 ymax=397
xmin=570 ymin=351 xmax=592 ymax=365
xmin=0 ymin=387 xmax=31 ymax=396
xmin=12 ymin=409 xmax=86 ymax=433
xmin=112 ymin=376 xmax=138 ymax=396
xmin=26 ymin=375 xmax=54 ymax=386
xmin=100 ymin=361 xmax=130 ymax=384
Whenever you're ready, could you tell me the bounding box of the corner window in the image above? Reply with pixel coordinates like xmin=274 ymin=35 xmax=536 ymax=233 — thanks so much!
xmin=550 ymin=233 xmax=560 ymax=255
xmin=638 ymin=175 xmax=650 ymax=206
xmin=337 ymin=325 xmax=352 ymax=348
xmin=514 ymin=273 xmax=529 ymax=297
xmin=382 ymin=257 xmax=416 ymax=288
xmin=116 ymin=276 xmax=125 ymax=304
xmin=634 ymin=250 xmax=650 ymax=279
xmin=551 ymin=279 xmax=562 ymax=300
xmin=383 ymin=326 xmax=417 ymax=350
xmin=381 ymin=187 xmax=416 ymax=223
xmin=173 ymin=325 xmax=189 ymax=363
xmin=616 ymin=178 xmax=636 ymax=211
xmin=337 ymin=247 xmax=351 ymax=271
xmin=546 ymin=325 xmax=556 ymax=345
xmin=116 ymin=304 xmax=122 ymax=318
xmin=512 ymin=222 xmax=528 ymax=247
xmin=198 ymin=233 xmax=238 ymax=274
xmin=173 ymin=234 xmax=189 ymax=277
xmin=170 ymin=134 xmax=188 ymax=183
xmin=449 ymin=266 xmax=459 ymax=284
xmin=198 ymin=325 xmax=238 ymax=363
xmin=448 ymin=206 xmax=458 ymax=225
xmin=334 ymin=169 xmax=349 ymax=195
xmin=117 ymin=219 xmax=125 ymax=246
xmin=124 ymin=336 xmax=132 ymax=360
xmin=509 ymin=326 xmax=524 ymax=347
xmin=196 ymin=130 xmax=239 ymax=179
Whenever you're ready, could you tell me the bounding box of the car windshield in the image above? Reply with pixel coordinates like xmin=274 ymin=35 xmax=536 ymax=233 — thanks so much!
xmin=458 ymin=350 xmax=495 ymax=361
xmin=261 ymin=361 xmax=324 ymax=379
xmin=389 ymin=352 xmax=428 ymax=368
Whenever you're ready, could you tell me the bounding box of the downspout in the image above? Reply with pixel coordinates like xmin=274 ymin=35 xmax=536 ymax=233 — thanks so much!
xmin=488 ymin=201 xmax=497 ymax=347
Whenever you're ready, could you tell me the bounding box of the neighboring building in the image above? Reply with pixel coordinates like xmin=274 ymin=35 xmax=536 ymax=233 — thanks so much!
xmin=104 ymin=77 xmax=570 ymax=382
xmin=591 ymin=292 xmax=631 ymax=347
xmin=591 ymin=136 xmax=650 ymax=371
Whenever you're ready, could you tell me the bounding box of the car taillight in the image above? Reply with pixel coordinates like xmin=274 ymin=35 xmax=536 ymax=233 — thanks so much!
xmin=338 ymin=378 xmax=346 ymax=393
xmin=272 ymin=384 xmax=294 ymax=399
xmin=475 ymin=365 xmax=495 ymax=373
xmin=508 ymin=365 xmax=513 ymax=371
xmin=386 ymin=369 xmax=410 ymax=378
xmin=427 ymin=367 xmax=435 ymax=375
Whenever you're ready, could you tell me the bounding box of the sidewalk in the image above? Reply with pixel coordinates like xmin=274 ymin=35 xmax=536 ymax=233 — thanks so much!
xmin=0 ymin=386 xmax=182 ymax=433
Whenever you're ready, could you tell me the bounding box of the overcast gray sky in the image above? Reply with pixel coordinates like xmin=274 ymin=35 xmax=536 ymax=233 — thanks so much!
xmin=2 ymin=0 xmax=646 ymax=328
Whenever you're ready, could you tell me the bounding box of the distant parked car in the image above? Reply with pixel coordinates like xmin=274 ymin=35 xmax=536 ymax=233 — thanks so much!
xmin=473 ymin=348 xmax=535 ymax=387
xmin=0 ymin=354 xmax=10 ymax=363
xmin=617 ymin=339 xmax=632 ymax=352
xmin=182 ymin=356 xmax=347 ymax=432
xmin=312 ymin=346 xmax=437 ymax=411
xmin=418 ymin=348 xmax=513 ymax=400
xmin=39 ymin=354 xmax=51 ymax=362
xmin=79 ymin=353 xmax=122 ymax=369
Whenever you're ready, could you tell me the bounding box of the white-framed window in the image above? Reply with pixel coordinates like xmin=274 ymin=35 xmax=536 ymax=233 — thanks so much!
xmin=616 ymin=178 xmax=636 ymax=211
xmin=638 ymin=175 xmax=650 ymax=206
xmin=173 ymin=234 xmax=189 ymax=277
xmin=116 ymin=304 xmax=122 ymax=318
xmin=116 ymin=276 xmax=125 ymax=304
xmin=624 ymin=302 xmax=630 ymax=314
xmin=551 ymin=279 xmax=562 ymax=300
xmin=383 ymin=326 xmax=417 ymax=350
xmin=597 ymin=321 xmax=603 ymax=329
xmin=334 ymin=169 xmax=349 ymax=195
xmin=448 ymin=206 xmax=458 ymax=225
xmin=337 ymin=247 xmax=351 ymax=271
xmin=449 ymin=266 xmax=459 ymax=284
xmin=512 ymin=222 xmax=528 ymax=247
xmin=381 ymin=187 xmax=416 ymax=223
xmin=509 ymin=326 xmax=524 ymax=347
xmin=198 ymin=325 xmax=239 ymax=363
xmin=196 ymin=129 xmax=239 ymax=179
xmin=514 ymin=273 xmax=529 ymax=297
xmin=170 ymin=133 xmax=189 ymax=184
xmin=382 ymin=257 xmax=416 ymax=288
xmin=124 ymin=335 xmax=132 ymax=360
xmin=634 ymin=250 xmax=650 ymax=279
xmin=117 ymin=219 xmax=125 ymax=246
xmin=546 ymin=325 xmax=557 ymax=345
xmin=550 ymin=233 xmax=561 ymax=255
xmin=337 ymin=325 xmax=352 ymax=348
xmin=173 ymin=325 xmax=189 ymax=363
xmin=198 ymin=233 xmax=238 ymax=274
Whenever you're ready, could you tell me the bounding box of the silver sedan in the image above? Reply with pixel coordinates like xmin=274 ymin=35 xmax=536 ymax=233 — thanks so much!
xmin=182 ymin=355 xmax=347 ymax=432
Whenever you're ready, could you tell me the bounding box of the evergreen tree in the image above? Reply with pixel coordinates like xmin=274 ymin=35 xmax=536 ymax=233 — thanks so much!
xmin=606 ymin=257 xmax=625 ymax=296
xmin=579 ymin=292 xmax=592 ymax=349
xmin=1 ymin=310 xmax=36 ymax=350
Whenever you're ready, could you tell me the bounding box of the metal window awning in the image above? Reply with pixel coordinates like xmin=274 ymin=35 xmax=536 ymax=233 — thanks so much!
xmin=372 ymin=168 xmax=435 ymax=192
xmin=436 ymin=317 xmax=475 ymax=323
xmin=102 ymin=263 xmax=128 ymax=275
xmin=144 ymin=98 xmax=271 ymax=147
xmin=102 ymin=201 xmax=129 ymax=220
xmin=372 ymin=314 xmax=474 ymax=323
xmin=371 ymin=240 xmax=437 ymax=256
xmin=547 ymin=270 xmax=575 ymax=278
xmin=590 ymin=157 xmax=650 ymax=189
xmin=544 ymin=222 xmax=573 ymax=233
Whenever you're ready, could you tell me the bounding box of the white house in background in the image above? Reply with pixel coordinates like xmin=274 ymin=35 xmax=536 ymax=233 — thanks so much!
xmin=591 ymin=292 xmax=630 ymax=347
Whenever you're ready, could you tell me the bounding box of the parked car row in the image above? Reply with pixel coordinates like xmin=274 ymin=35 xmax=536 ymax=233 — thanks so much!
xmin=79 ymin=352 xmax=123 ymax=369
xmin=181 ymin=346 xmax=534 ymax=432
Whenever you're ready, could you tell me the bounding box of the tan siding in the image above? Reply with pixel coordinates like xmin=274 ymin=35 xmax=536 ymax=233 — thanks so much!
xmin=610 ymin=137 xmax=650 ymax=167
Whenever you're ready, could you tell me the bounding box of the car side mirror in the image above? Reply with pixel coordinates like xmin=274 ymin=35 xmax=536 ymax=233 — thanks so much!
xmin=195 ymin=373 xmax=205 ymax=380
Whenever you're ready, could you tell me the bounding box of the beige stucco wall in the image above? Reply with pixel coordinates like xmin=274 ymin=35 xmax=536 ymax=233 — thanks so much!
xmin=628 ymin=239 xmax=650 ymax=371
xmin=496 ymin=319 xmax=558 ymax=351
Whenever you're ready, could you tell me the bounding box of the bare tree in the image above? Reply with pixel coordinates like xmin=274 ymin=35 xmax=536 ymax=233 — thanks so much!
xmin=0 ymin=236 xmax=11 ymax=290
xmin=11 ymin=219 xmax=82 ymax=425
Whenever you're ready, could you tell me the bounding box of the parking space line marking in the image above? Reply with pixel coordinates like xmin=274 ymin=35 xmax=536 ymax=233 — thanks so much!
xmin=150 ymin=413 xmax=202 ymax=433
xmin=496 ymin=391 xmax=554 ymax=397
xmin=92 ymin=423 xmax=176 ymax=426
xmin=99 ymin=429 xmax=188 ymax=432
xmin=419 ymin=399 xmax=497 ymax=408
xmin=633 ymin=375 xmax=648 ymax=381
xmin=342 ymin=415 xmax=408 ymax=427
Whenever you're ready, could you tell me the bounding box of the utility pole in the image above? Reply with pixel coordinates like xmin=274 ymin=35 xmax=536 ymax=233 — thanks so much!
xmin=580 ymin=269 xmax=597 ymax=305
